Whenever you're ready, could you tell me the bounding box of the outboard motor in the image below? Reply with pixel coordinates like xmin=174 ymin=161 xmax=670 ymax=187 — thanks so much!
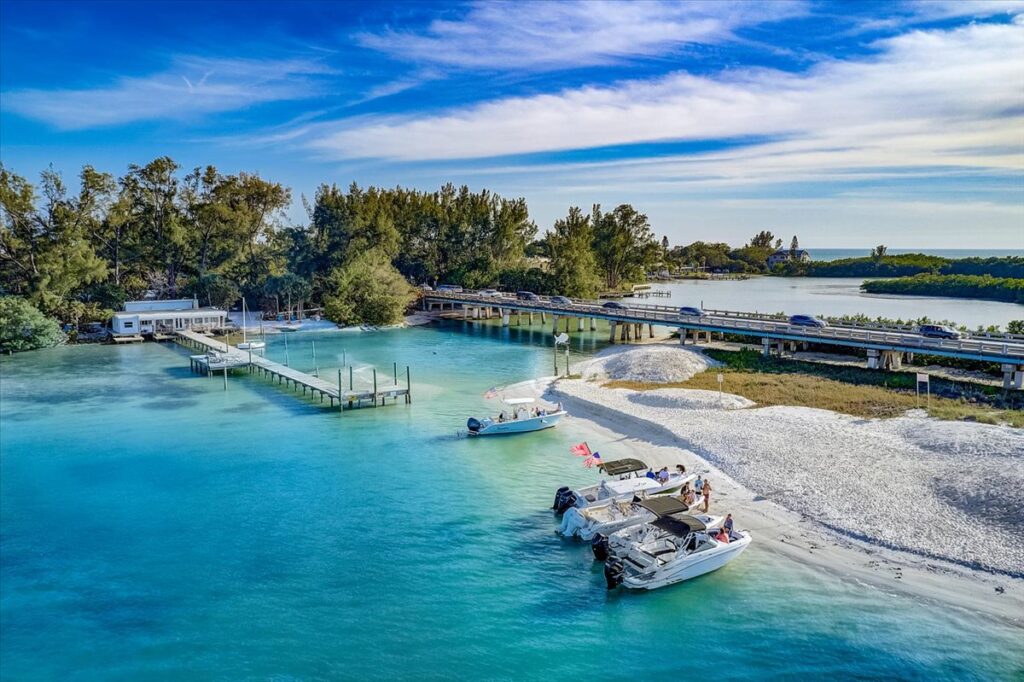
xmin=604 ymin=558 xmax=625 ymax=590
xmin=466 ymin=417 xmax=482 ymax=433
xmin=591 ymin=534 xmax=609 ymax=562
xmin=552 ymin=486 xmax=570 ymax=510
xmin=555 ymin=490 xmax=578 ymax=515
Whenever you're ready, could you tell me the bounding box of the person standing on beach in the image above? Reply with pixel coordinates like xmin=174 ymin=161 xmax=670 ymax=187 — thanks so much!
xmin=702 ymin=479 xmax=712 ymax=512
xmin=694 ymin=475 xmax=704 ymax=495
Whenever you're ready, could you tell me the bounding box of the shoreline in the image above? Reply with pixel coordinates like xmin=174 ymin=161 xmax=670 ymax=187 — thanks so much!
xmin=552 ymin=386 xmax=1024 ymax=626
xmin=498 ymin=371 xmax=1024 ymax=627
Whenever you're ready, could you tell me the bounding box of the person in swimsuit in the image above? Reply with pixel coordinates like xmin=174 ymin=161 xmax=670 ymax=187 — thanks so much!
xmin=702 ymin=479 xmax=712 ymax=512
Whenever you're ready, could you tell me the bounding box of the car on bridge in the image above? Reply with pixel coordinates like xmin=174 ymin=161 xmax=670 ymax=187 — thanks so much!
xmin=550 ymin=295 xmax=572 ymax=305
xmin=477 ymin=289 xmax=501 ymax=297
xmin=789 ymin=314 xmax=828 ymax=328
xmin=516 ymin=291 xmax=539 ymax=301
xmin=602 ymin=301 xmax=628 ymax=310
xmin=437 ymin=284 xmax=463 ymax=292
xmin=678 ymin=306 xmax=704 ymax=317
xmin=917 ymin=324 xmax=961 ymax=339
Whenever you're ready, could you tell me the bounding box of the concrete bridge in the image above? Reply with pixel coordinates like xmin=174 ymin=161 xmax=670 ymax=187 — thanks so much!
xmin=422 ymin=291 xmax=1024 ymax=389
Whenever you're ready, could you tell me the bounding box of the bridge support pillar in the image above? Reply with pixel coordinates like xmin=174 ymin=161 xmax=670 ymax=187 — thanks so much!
xmin=621 ymin=322 xmax=629 ymax=342
xmin=1002 ymin=364 xmax=1024 ymax=390
xmin=906 ymin=352 xmax=914 ymax=363
xmin=609 ymin=321 xmax=617 ymax=344
xmin=648 ymin=324 xmax=654 ymax=339
xmin=463 ymin=305 xmax=469 ymax=320
xmin=501 ymin=309 xmax=510 ymax=327
xmin=678 ymin=328 xmax=687 ymax=345
xmin=516 ymin=311 xmax=522 ymax=326
xmin=541 ymin=312 xmax=546 ymax=324
xmin=881 ymin=351 xmax=903 ymax=370
xmin=590 ymin=318 xmax=597 ymax=331
xmin=529 ymin=312 xmax=534 ymax=325
xmin=473 ymin=307 xmax=480 ymax=319
xmin=762 ymin=338 xmax=771 ymax=356
xmin=578 ymin=318 xmax=585 ymax=332
xmin=551 ymin=315 xmax=559 ymax=334
xmin=866 ymin=349 xmax=880 ymax=369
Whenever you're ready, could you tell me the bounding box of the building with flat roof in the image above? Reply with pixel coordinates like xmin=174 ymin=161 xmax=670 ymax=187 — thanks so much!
xmin=112 ymin=298 xmax=227 ymax=337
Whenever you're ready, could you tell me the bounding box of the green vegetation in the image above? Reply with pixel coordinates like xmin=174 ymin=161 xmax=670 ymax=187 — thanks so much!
xmin=606 ymin=348 xmax=1023 ymax=427
xmin=777 ymin=252 xmax=1024 ymax=279
xmin=0 ymin=296 xmax=65 ymax=352
xmin=862 ymin=274 xmax=1024 ymax=304
xmin=2 ymin=160 xmax=672 ymax=327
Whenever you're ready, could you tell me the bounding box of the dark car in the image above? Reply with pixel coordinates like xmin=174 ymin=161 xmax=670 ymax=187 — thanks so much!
xmin=918 ymin=324 xmax=961 ymax=339
xmin=678 ymin=306 xmax=704 ymax=317
xmin=602 ymin=301 xmax=627 ymax=310
xmin=789 ymin=314 xmax=828 ymax=328
xmin=550 ymin=295 xmax=572 ymax=305
xmin=516 ymin=291 xmax=539 ymax=301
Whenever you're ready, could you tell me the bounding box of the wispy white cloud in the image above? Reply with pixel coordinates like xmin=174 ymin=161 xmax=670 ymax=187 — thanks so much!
xmin=309 ymin=20 xmax=1024 ymax=192
xmin=2 ymin=56 xmax=333 ymax=130
xmin=356 ymin=0 xmax=807 ymax=71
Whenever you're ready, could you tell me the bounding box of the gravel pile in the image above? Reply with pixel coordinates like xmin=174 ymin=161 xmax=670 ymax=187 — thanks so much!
xmin=580 ymin=344 xmax=720 ymax=384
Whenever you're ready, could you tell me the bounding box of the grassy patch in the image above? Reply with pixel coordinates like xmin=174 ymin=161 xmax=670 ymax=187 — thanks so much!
xmin=604 ymin=348 xmax=1023 ymax=427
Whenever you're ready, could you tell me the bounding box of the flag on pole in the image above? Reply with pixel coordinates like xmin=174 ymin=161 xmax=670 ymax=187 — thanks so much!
xmin=570 ymin=442 xmax=592 ymax=457
xmin=583 ymin=451 xmax=602 ymax=468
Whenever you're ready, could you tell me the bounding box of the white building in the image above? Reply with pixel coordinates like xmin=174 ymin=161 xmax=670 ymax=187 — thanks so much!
xmin=111 ymin=298 xmax=227 ymax=336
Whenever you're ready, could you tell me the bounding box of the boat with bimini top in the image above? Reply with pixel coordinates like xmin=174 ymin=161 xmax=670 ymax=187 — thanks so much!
xmin=552 ymin=458 xmax=690 ymax=515
xmin=466 ymin=398 xmax=566 ymax=436
xmin=598 ymin=505 xmax=751 ymax=590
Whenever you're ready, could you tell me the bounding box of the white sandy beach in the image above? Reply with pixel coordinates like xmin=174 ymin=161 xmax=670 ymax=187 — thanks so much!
xmin=522 ymin=345 xmax=1024 ymax=624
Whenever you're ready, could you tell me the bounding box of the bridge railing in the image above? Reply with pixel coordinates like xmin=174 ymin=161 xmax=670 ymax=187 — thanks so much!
xmin=421 ymin=291 xmax=1024 ymax=359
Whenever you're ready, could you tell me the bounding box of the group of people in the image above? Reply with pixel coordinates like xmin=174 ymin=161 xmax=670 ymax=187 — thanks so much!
xmin=679 ymin=474 xmax=713 ymax=513
xmin=644 ymin=464 xmax=687 ymax=484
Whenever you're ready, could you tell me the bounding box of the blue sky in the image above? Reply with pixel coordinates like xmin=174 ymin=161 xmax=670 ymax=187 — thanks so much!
xmin=1 ymin=0 xmax=1022 ymax=248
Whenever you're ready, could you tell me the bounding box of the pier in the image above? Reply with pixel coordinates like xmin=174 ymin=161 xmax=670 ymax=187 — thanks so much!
xmin=174 ymin=330 xmax=411 ymax=410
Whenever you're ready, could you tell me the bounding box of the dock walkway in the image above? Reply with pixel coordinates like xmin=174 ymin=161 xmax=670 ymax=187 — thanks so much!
xmin=174 ymin=330 xmax=411 ymax=410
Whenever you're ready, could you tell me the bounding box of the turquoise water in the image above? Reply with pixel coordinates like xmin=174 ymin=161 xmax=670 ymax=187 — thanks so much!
xmin=2 ymin=326 xmax=1023 ymax=680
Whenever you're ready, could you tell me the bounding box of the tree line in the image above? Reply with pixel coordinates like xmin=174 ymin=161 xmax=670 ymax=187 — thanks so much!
xmin=0 ymin=158 xmax=670 ymax=335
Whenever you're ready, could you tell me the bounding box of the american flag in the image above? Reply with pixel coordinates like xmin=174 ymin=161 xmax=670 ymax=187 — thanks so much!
xmin=583 ymin=451 xmax=602 ymax=468
xmin=569 ymin=442 xmax=592 ymax=457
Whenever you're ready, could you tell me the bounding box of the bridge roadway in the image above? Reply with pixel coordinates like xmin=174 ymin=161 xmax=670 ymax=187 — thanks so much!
xmin=423 ymin=291 xmax=1024 ymax=386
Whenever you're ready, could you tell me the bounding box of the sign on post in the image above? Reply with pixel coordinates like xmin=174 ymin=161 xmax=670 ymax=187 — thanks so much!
xmin=717 ymin=373 xmax=724 ymax=405
xmin=916 ymin=373 xmax=930 ymax=409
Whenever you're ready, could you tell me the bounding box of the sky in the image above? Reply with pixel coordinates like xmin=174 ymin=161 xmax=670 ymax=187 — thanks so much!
xmin=1 ymin=0 xmax=1022 ymax=248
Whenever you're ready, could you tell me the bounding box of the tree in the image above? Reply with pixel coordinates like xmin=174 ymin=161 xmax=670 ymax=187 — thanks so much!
xmin=592 ymin=204 xmax=658 ymax=289
xmin=182 ymin=273 xmax=240 ymax=310
xmin=748 ymin=230 xmax=776 ymax=249
xmin=0 ymin=165 xmax=110 ymax=315
xmin=871 ymin=244 xmax=888 ymax=261
xmin=0 ymin=296 xmax=65 ymax=351
xmin=323 ymin=250 xmax=413 ymax=326
xmin=790 ymin=235 xmax=800 ymax=255
xmin=548 ymin=206 xmax=601 ymax=298
xmin=123 ymin=157 xmax=186 ymax=296
xmin=263 ymin=273 xmax=311 ymax=317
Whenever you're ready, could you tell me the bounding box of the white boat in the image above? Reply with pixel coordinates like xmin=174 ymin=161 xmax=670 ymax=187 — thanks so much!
xmin=467 ymin=398 xmax=566 ymax=436
xmin=599 ymin=510 xmax=750 ymax=590
xmin=276 ymin=323 xmax=301 ymax=332
xmin=559 ymin=478 xmax=697 ymax=540
xmin=236 ymin=298 xmax=266 ymax=351
xmin=552 ymin=459 xmax=691 ymax=515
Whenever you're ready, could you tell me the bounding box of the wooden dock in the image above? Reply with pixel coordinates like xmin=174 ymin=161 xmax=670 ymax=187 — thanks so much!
xmin=174 ymin=330 xmax=411 ymax=411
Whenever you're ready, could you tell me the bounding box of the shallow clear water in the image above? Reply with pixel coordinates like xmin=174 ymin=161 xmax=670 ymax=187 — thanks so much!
xmin=661 ymin=277 xmax=1022 ymax=328
xmin=2 ymin=326 xmax=1023 ymax=680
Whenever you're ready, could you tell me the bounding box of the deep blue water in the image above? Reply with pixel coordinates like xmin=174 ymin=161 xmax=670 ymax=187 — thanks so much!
xmin=2 ymin=325 xmax=1022 ymax=680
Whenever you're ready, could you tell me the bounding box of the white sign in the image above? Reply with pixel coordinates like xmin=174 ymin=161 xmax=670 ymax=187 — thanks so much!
xmin=717 ymin=373 xmax=724 ymax=384
xmin=916 ymin=373 xmax=929 ymax=384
